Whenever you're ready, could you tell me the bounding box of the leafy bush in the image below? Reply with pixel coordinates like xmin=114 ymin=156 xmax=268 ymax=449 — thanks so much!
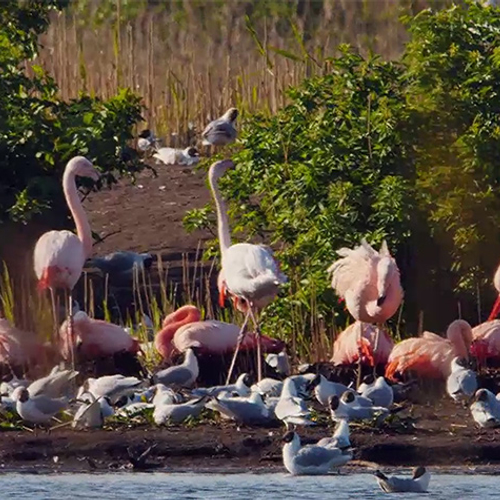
xmin=0 ymin=0 xmax=146 ymax=226
xmin=185 ymin=1 xmax=500 ymax=341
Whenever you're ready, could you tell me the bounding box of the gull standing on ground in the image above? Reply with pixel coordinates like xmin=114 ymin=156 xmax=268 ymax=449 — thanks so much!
xmin=154 ymin=396 xmax=209 ymax=425
xmin=153 ymin=146 xmax=200 ymax=167
xmin=275 ymin=378 xmax=313 ymax=428
xmin=202 ymin=108 xmax=238 ymax=146
xmin=446 ymin=357 xmax=478 ymax=403
xmin=307 ymin=374 xmax=349 ymax=407
xmin=79 ymin=375 xmax=143 ymax=405
xmin=374 ymin=466 xmax=431 ymax=493
xmin=329 ymin=392 xmax=389 ymax=423
xmin=192 ymin=373 xmax=252 ymax=398
xmin=153 ymin=348 xmax=199 ymax=388
xmin=282 ymin=431 xmax=352 ymax=476
xmin=206 ymin=392 xmax=272 ymax=425
xmin=11 ymin=386 xmax=68 ymax=424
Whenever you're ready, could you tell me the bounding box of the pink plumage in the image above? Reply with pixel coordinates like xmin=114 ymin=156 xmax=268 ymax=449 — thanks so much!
xmin=328 ymin=239 xmax=403 ymax=324
xmin=385 ymin=319 xmax=473 ymax=381
xmin=331 ymin=321 xmax=394 ymax=367
xmin=155 ymin=305 xmax=284 ymax=360
xmin=59 ymin=311 xmax=139 ymax=359
xmin=470 ymin=320 xmax=500 ymax=362
xmin=33 ymin=156 xmax=99 ymax=292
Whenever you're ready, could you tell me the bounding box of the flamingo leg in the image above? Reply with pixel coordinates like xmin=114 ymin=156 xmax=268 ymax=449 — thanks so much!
xmin=372 ymin=322 xmax=383 ymax=376
xmin=49 ymin=287 xmax=58 ymax=345
xmin=356 ymin=322 xmax=363 ymax=389
xmin=247 ymin=305 xmax=262 ymax=382
xmin=225 ymin=309 xmax=251 ymax=385
xmin=67 ymin=290 xmax=76 ymax=372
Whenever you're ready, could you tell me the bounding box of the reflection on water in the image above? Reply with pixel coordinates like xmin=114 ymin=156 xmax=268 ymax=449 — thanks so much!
xmin=0 ymin=472 xmax=495 ymax=499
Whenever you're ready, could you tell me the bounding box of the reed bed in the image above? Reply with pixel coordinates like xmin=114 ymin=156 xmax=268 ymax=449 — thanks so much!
xmin=35 ymin=0 xmax=457 ymax=140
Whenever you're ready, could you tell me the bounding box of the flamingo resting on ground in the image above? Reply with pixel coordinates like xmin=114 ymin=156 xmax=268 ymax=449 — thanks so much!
xmin=33 ymin=156 xmax=99 ymax=358
xmin=154 ymin=305 xmax=284 ymax=360
xmin=328 ymin=239 xmax=403 ymax=324
xmin=208 ymin=160 xmax=287 ymax=383
xmin=385 ymin=319 xmax=473 ymax=381
xmin=331 ymin=321 xmax=394 ymax=368
xmin=59 ymin=311 xmax=141 ymax=360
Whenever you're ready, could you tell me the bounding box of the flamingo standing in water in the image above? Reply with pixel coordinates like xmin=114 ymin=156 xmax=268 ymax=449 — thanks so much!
xmin=208 ymin=160 xmax=287 ymax=383
xmin=33 ymin=156 xmax=99 ymax=358
xmin=331 ymin=321 xmax=394 ymax=368
xmin=154 ymin=305 xmax=284 ymax=360
xmin=385 ymin=319 xmax=473 ymax=381
xmin=328 ymin=239 xmax=403 ymax=373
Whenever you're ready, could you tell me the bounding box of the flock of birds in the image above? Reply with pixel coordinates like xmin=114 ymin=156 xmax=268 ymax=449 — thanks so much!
xmin=3 ymin=106 xmax=500 ymax=489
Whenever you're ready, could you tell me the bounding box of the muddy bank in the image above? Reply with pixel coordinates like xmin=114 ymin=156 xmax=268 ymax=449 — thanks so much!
xmin=3 ymin=399 xmax=500 ymax=474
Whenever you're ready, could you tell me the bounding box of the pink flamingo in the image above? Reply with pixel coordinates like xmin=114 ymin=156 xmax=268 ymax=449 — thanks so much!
xmin=208 ymin=160 xmax=287 ymax=382
xmin=155 ymin=305 xmax=284 ymax=360
xmin=59 ymin=311 xmax=141 ymax=360
xmin=487 ymin=263 xmax=500 ymax=320
xmin=328 ymin=239 xmax=403 ymax=324
xmin=33 ymin=156 xmax=99 ymax=353
xmin=0 ymin=318 xmax=54 ymax=372
xmin=385 ymin=319 xmax=473 ymax=381
xmin=331 ymin=321 xmax=394 ymax=367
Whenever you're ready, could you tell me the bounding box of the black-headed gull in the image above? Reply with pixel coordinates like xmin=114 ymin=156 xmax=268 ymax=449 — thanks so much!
xmin=202 ymin=108 xmax=238 ymax=146
xmin=358 ymin=375 xmax=394 ymax=408
xmin=274 ymin=378 xmax=313 ymax=428
xmin=282 ymin=431 xmax=352 ymax=475
xmin=307 ymin=374 xmax=349 ymax=406
xmin=374 ymin=466 xmax=430 ymax=493
xmin=446 ymin=357 xmax=477 ymax=403
xmin=153 ymin=146 xmax=200 ymax=167
xmin=154 ymin=396 xmax=209 ymax=425
xmin=11 ymin=387 xmax=68 ymax=424
xmin=470 ymin=388 xmax=500 ymax=427
xmin=153 ymin=348 xmax=199 ymax=388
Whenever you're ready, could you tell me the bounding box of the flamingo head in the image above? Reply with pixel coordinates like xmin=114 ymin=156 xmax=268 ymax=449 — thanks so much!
xmin=209 ymin=159 xmax=235 ymax=181
xmin=68 ymin=156 xmax=100 ymax=182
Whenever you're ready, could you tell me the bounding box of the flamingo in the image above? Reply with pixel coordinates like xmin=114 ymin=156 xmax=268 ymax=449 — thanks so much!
xmin=154 ymin=305 xmax=284 ymax=360
xmin=208 ymin=159 xmax=287 ymax=383
xmin=59 ymin=311 xmax=141 ymax=360
xmin=33 ymin=156 xmax=99 ymax=358
xmin=385 ymin=319 xmax=473 ymax=381
xmin=331 ymin=321 xmax=394 ymax=368
xmin=488 ymin=262 xmax=500 ymax=320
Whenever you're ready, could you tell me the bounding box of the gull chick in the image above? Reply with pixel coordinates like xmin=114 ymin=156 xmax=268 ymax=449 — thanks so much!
xmin=374 ymin=466 xmax=430 ymax=493
xmin=202 ymin=108 xmax=238 ymax=146
xmin=282 ymin=431 xmax=352 ymax=476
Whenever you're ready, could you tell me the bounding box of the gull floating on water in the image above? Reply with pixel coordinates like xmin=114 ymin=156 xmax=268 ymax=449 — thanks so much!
xmin=446 ymin=357 xmax=478 ymax=403
xmin=282 ymin=431 xmax=352 ymax=476
xmin=202 ymin=108 xmax=238 ymax=146
xmin=153 ymin=146 xmax=200 ymax=167
xmin=470 ymin=388 xmax=500 ymax=427
xmin=374 ymin=466 xmax=431 ymax=493
xmin=274 ymin=378 xmax=314 ymax=428
xmin=358 ymin=375 xmax=394 ymax=408
xmin=153 ymin=348 xmax=199 ymax=388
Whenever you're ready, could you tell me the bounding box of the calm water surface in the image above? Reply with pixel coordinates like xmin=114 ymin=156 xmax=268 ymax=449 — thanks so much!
xmin=2 ymin=472 xmax=499 ymax=499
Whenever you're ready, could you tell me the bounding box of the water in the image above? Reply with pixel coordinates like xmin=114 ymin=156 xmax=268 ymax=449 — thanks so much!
xmin=0 ymin=472 xmax=498 ymax=499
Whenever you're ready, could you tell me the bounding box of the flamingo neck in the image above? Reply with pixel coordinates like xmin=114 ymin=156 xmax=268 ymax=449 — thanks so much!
xmin=488 ymin=295 xmax=500 ymax=321
xmin=447 ymin=321 xmax=471 ymax=359
xmin=208 ymin=167 xmax=232 ymax=257
xmin=63 ymin=164 xmax=93 ymax=258
xmin=155 ymin=306 xmax=200 ymax=359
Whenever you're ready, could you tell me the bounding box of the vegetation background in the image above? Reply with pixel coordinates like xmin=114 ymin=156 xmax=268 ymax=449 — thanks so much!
xmin=1 ymin=0 xmax=499 ymax=362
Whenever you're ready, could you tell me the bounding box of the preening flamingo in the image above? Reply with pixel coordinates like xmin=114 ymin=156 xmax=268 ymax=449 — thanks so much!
xmin=331 ymin=321 xmax=394 ymax=368
xmin=59 ymin=311 xmax=141 ymax=360
xmin=33 ymin=156 xmax=99 ymax=357
xmin=154 ymin=305 xmax=284 ymax=360
xmin=470 ymin=320 xmax=500 ymax=364
xmin=385 ymin=319 xmax=473 ymax=381
xmin=208 ymin=160 xmax=287 ymax=383
xmin=328 ymin=239 xmax=403 ymax=324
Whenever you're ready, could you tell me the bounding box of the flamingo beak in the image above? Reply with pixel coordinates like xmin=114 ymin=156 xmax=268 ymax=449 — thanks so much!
xmin=219 ymin=283 xmax=227 ymax=308
xmin=488 ymin=295 xmax=500 ymax=321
